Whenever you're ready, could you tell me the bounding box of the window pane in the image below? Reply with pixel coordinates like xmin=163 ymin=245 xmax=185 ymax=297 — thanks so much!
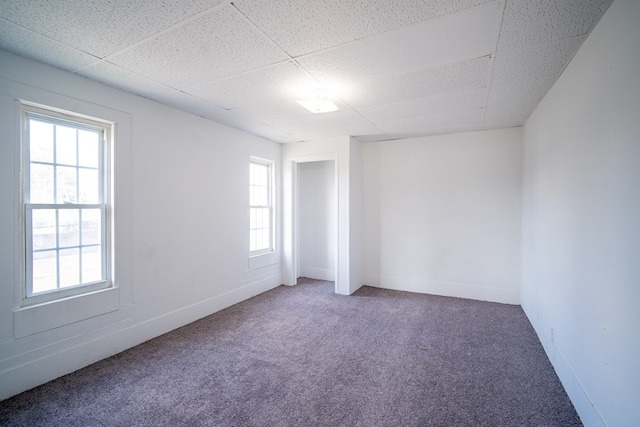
xmin=32 ymin=209 xmax=56 ymax=250
xmin=250 ymin=229 xmax=257 ymax=252
xmin=29 ymin=120 xmax=54 ymax=163
xmin=79 ymin=168 xmax=99 ymax=203
xmin=30 ymin=163 xmax=54 ymax=203
xmin=82 ymin=246 xmax=102 ymax=283
xmin=59 ymin=209 xmax=79 ymax=247
xmin=81 ymin=209 xmax=102 ymax=245
xmin=255 ymin=164 xmax=267 ymax=184
xmin=255 ymin=207 xmax=264 ymax=229
xmin=250 ymin=163 xmax=258 ymax=185
xmin=56 ymin=125 xmax=77 ymax=165
xmin=255 ymin=230 xmax=264 ymax=250
xmin=32 ymin=250 xmax=57 ymax=294
xmin=255 ymin=186 xmax=267 ymax=206
xmin=56 ymin=166 xmax=77 ymax=203
xmin=59 ymin=248 xmax=80 ymax=288
xmin=262 ymin=207 xmax=271 ymax=229
xmin=78 ymin=129 xmax=100 ymax=168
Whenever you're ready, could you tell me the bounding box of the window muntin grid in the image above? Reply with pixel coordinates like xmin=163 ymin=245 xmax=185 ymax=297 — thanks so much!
xmin=22 ymin=106 xmax=111 ymax=303
xmin=249 ymin=159 xmax=274 ymax=255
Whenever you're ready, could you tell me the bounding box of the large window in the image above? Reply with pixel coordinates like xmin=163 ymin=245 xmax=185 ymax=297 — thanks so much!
xmin=249 ymin=158 xmax=274 ymax=255
xmin=21 ymin=104 xmax=112 ymax=305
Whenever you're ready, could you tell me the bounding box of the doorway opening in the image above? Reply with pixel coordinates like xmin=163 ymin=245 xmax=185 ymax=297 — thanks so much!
xmin=293 ymin=159 xmax=338 ymax=293
xmin=296 ymin=160 xmax=336 ymax=283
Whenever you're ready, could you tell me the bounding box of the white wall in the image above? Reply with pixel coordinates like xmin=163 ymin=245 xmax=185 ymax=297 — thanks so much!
xmin=299 ymin=161 xmax=336 ymax=281
xmin=0 ymin=50 xmax=281 ymax=400
xmin=362 ymin=128 xmax=522 ymax=304
xmin=521 ymin=0 xmax=640 ymax=425
xmin=281 ymin=136 xmax=363 ymax=295
xmin=349 ymin=137 xmax=364 ymax=292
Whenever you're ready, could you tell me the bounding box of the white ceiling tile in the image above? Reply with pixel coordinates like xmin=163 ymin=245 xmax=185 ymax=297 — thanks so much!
xmin=486 ymin=74 xmax=556 ymax=113
xmin=226 ymin=120 xmax=301 ymax=144
xmin=481 ymin=115 xmax=527 ymax=131
xmin=0 ymin=19 xmax=98 ymax=71
xmin=234 ymin=100 xmax=379 ymax=141
xmin=364 ymin=122 xmax=483 ymax=141
xmin=203 ymin=108 xmax=299 ymax=142
xmin=483 ymin=101 xmax=539 ymax=122
xmin=231 ymin=100 xmax=328 ymax=131
xmin=297 ymin=2 xmax=500 ymax=84
xmin=359 ymin=88 xmax=487 ymax=123
xmin=108 ymin=6 xmax=290 ymax=87
xmin=77 ymin=61 xmax=173 ymax=98
xmin=0 ymin=0 xmax=613 ymax=144
xmin=233 ymin=0 xmax=492 ymax=57
xmin=186 ymin=62 xmax=315 ymax=109
xmin=491 ymin=37 xmax=586 ymax=84
xmin=482 ymin=36 xmax=585 ymax=134
xmin=289 ymin=125 xmax=378 ymax=142
xmin=145 ymin=96 xmax=301 ymax=143
xmin=406 ymin=108 xmax=482 ymax=130
xmin=343 ymin=57 xmax=491 ymax=109
xmin=354 ymin=134 xmax=392 ymax=143
xmin=195 ymin=107 xmax=278 ymax=136
xmin=497 ymin=0 xmax=612 ymax=53
xmin=373 ymin=108 xmax=484 ymax=134
xmin=200 ymin=108 xmax=249 ymax=128
xmin=150 ymin=90 xmax=228 ymax=120
xmin=285 ymin=111 xmax=380 ymax=136
xmin=0 ymin=0 xmax=225 ymax=58
xmin=424 ymin=121 xmax=484 ymax=136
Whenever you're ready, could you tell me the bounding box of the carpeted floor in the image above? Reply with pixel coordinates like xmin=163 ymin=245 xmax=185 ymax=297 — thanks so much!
xmin=0 ymin=279 xmax=582 ymax=426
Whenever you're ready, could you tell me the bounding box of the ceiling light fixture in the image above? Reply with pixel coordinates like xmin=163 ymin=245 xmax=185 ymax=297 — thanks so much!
xmin=296 ymin=88 xmax=339 ymax=114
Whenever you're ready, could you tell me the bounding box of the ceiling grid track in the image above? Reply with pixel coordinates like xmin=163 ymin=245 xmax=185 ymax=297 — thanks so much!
xmin=480 ymin=0 xmax=507 ymax=131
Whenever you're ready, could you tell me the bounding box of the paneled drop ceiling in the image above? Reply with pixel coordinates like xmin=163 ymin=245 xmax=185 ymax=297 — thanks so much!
xmin=0 ymin=0 xmax=612 ymax=143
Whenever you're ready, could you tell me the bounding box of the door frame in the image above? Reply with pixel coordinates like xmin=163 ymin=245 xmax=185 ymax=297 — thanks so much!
xmin=285 ymin=154 xmax=340 ymax=293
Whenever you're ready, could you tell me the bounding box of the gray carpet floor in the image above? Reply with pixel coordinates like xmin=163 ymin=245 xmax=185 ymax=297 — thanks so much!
xmin=0 ymin=279 xmax=582 ymax=426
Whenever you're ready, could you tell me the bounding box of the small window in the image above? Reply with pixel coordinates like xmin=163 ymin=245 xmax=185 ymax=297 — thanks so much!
xmin=249 ymin=158 xmax=274 ymax=255
xmin=21 ymin=104 xmax=112 ymax=305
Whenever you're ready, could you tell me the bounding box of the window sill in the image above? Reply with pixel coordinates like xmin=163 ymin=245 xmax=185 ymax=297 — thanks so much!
xmin=249 ymin=250 xmax=278 ymax=271
xmin=13 ymin=287 xmax=119 ymax=338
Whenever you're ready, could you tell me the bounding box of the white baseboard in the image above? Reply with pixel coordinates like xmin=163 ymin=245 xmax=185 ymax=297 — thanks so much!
xmin=521 ymin=302 xmax=606 ymax=427
xmin=0 ymin=274 xmax=280 ymax=401
xmin=300 ymin=267 xmax=335 ymax=282
xmin=364 ymin=273 xmax=520 ymax=305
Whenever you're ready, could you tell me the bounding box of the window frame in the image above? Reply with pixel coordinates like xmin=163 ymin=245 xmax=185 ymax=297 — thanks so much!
xmin=249 ymin=156 xmax=275 ymax=257
xmin=20 ymin=103 xmax=113 ymax=307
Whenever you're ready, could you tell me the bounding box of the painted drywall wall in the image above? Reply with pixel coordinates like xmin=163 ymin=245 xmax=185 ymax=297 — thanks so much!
xmin=282 ymin=136 xmax=363 ymax=295
xmin=521 ymin=0 xmax=640 ymax=425
xmin=0 ymin=50 xmax=282 ymax=400
xmin=362 ymin=128 xmax=522 ymax=304
xmin=299 ymin=161 xmax=336 ymax=281
xmin=349 ymin=137 xmax=364 ymax=292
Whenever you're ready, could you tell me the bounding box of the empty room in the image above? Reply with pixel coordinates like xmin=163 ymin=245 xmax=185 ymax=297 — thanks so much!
xmin=0 ymin=0 xmax=637 ymax=426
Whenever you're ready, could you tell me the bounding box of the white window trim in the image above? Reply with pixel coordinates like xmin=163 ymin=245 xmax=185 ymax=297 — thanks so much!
xmin=20 ymin=103 xmax=114 ymax=307
xmin=249 ymin=156 xmax=275 ymax=258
